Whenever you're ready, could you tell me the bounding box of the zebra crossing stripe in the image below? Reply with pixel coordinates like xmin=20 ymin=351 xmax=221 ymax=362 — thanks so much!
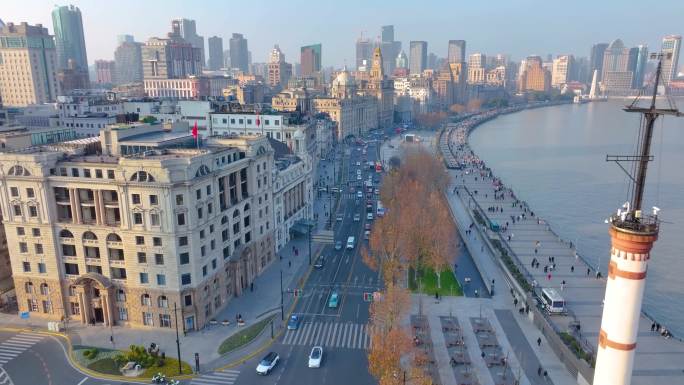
xmin=338 ymin=324 xmax=349 ymax=347
xmin=283 ymin=330 xmax=293 ymax=345
xmin=349 ymin=324 xmax=357 ymax=348
xmin=0 ymin=346 xmax=25 ymax=353
xmin=15 ymin=334 xmax=42 ymax=341
xmin=2 ymin=341 xmax=32 ymax=348
xmin=302 ymin=323 xmax=314 ymax=346
xmin=9 ymin=336 xmax=41 ymax=343
xmin=327 ymin=323 xmax=338 ymax=346
xmin=300 ymin=323 xmax=313 ymax=345
xmin=0 ymin=352 xmax=16 ymax=358
xmin=322 ymin=323 xmax=333 ymax=346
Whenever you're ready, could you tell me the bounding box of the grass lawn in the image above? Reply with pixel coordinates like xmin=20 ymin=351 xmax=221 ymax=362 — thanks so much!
xmin=218 ymin=316 xmax=274 ymax=355
xmin=409 ymin=266 xmax=463 ymax=296
xmin=141 ymin=358 xmax=193 ymax=377
xmin=87 ymin=358 xmax=120 ymax=375
xmin=78 ymin=346 xmax=192 ymax=378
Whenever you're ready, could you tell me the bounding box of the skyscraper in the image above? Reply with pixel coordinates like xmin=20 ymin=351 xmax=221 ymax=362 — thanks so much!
xmin=551 ymin=55 xmax=575 ymax=87
xmin=379 ymin=25 xmax=400 ymax=75
xmin=114 ymin=37 xmax=143 ymax=84
xmin=229 ymin=33 xmax=249 ymax=73
xmin=300 ymin=44 xmax=322 ymax=76
xmin=95 ymin=60 xmax=116 ymax=84
xmin=356 ymin=37 xmax=372 ymax=70
xmin=632 ymin=45 xmax=648 ymax=89
xmin=467 ymin=53 xmax=486 ymax=84
xmin=601 ymin=39 xmax=634 ymax=92
xmin=409 ymin=41 xmax=427 ymax=74
xmin=0 ymin=22 xmax=60 ymax=106
xmin=118 ymin=34 xmax=134 ymax=44
xmin=267 ymin=45 xmax=292 ymax=88
xmin=661 ymin=35 xmax=681 ymax=85
xmin=590 ymin=43 xmax=609 ymax=81
xmin=396 ymin=50 xmax=408 ymax=69
xmin=51 ymin=5 xmax=88 ymax=71
xmin=172 ymin=18 xmax=204 ymax=68
xmin=518 ymin=55 xmax=551 ymax=93
xmin=448 ymin=40 xmax=466 ymax=63
xmin=381 ymin=25 xmax=394 ymax=43
xmin=207 ymin=36 xmax=224 ymax=71
xmin=142 ymin=31 xmax=202 ymax=79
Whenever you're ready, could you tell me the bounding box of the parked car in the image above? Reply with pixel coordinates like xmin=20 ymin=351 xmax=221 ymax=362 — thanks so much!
xmin=336 ymin=214 xmax=344 ymax=222
xmin=367 ymin=213 xmax=374 ymax=221
xmin=364 ymin=223 xmax=371 ymax=230
xmin=256 ymin=352 xmax=280 ymax=375
xmin=364 ymin=230 xmax=370 ymax=240
xmin=328 ymin=292 xmax=340 ymax=308
xmin=287 ymin=315 xmax=300 ymax=330
xmin=314 ymin=256 xmax=325 ymax=269
xmin=308 ymin=346 xmax=323 ymax=368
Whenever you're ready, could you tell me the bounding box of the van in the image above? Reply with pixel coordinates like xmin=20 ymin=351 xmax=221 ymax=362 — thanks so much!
xmin=540 ymin=288 xmax=566 ymax=314
xmin=346 ymin=236 xmax=355 ymax=250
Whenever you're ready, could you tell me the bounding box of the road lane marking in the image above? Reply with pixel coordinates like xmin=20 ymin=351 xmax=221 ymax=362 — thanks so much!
xmin=76 ymin=377 xmax=88 ymax=385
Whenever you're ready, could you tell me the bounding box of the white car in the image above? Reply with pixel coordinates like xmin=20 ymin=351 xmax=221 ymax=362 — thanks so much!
xmin=356 ymin=191 xmax=363 ymax=198
xmin=357 ymin=175 xmax=362 ymax=180
xmin=356 ymin=161 xmax=361 ymax=166
xmin=308 ymin=346 xmax=323 ymax=368
xmin=353 ymin=213 xmax=360 ymax=222
xmin=256 ymin=352 xmax=279 ymax=375
xmin=367 ymin=213 xmax=374 ymax=220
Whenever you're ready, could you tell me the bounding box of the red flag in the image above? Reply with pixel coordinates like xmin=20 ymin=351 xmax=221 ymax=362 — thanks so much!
xmin=255 ymin=111 xmax=260 ymax=127
xmin=192 ymin=121 xmax=198 ymax=139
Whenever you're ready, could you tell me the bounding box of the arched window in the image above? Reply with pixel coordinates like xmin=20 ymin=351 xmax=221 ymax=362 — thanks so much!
xmin=59 ymin=229 xmax=74 ymax=238
xmin=158 ymin=295 xmax=168 ymax=308
xmin=117 ymin=289 xmax=126 ymax=302
xmin=8 ymin=165 xmax=30 ymax=176
xmin=256 ymin=146 xmax=266 ymax=155
xmin=25 ymin=281 xmax=33 ymax=294
xmin=244 ymin=203 xmax=251 ymax=212
xmin=221 ymin=215 xmax=229 ymax=225
xmin=40 ymin=283 xmax=49 ymax=295
xmin=82 ymin=231 xmax=97 ymax=241
xmin=195 ymin=165 xmax=211 ymax=177
xmin=232 ymin=209 xmax=240 ymax=218
xmin=130 ymin=171 xmax=155 ymax=182
xmin=106 ymin=233 xmax=122 ymax=242
xmin=141 ymin=293 xmax=151 ymax=306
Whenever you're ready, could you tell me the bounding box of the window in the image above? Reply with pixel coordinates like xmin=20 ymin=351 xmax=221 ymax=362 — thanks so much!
xmin=42 ymin=300 xmax=53 ymax=313
xmin=135 ymin=236 xmax=145 ymax=245
xmin=180 ymin=252 xmax=189 ymax=265
xmin=26 ymin=188 xmax=35 ymax=198
xmin=157 ymin=274 xmax=166 ymax=286
xmin=71 ymin=302 xmax=81 ymax=316
xmin=32 ymin=228 xmax=40 ymax=236
xmin=211 ymin=259 xmax=217 ymax=269
xmin=177 ymin=213 xmax=186 ymax=226
xmin=133 ymin=212 xmax=143 ymax=225
xmin=201 ymin=246 xmax=206 ymax=257
xmin=153 ymin=237 xmax=162 ymax=247
xmin=199 ymin=229 xmax=205 ymax=239
xmin=245 ymin=231 xmax=251 ymax=243
xmin=176 ymin=194 xmax=184 ymax=205
xmin=28 ymin=206 xmax=38 ymax=218
xmin=202 ymin=265 xmax=208 ymax=277
xmin=181 ymin=273 xmax=191 ymax=285
xmin=139 ymin=272 xmax=149 ymax=284
xmin=210 ymin=240 xmax=216 ymax=250
xmin=197 ymin=207 xmax=203 ymax=219
xmin=150 ymin=213 xmax=160 ymax=226
xmin=116 ymin=289 xmax=126 ymax=302
xmin=118 ymin=307 xmax=128 ymax=321
xmin=38 ymin=263 xmax=46 ymax=273
xmin=184 ymin=294 xmax=192 ymax=306
xmin=196 ymin=189 xmax=201 ymax=200
xmin=40 ymin=283 xmax=49 ymax=295
xmin=71 ymin=168 xmax=79 ymax=177
xmin=27 ymin=299 xmax=38 ymax=312
xmin=132 ymin=194 xmax=141 ymax=204
xmin=10 ymin=187 xmax=19 ymax=197
xmin=22 ymin=261 xmax=31 ymax=272
xmin=34 ymin=243 xmax=43 ymax=254
xmin=107 ymin=170 xmax=115 ymax=179
xmin=19 ymin=242 xmax=28 ymax=253
xmin=62 ymin=244 xmax=76 ymax=256
xmin=179 ymin=236 xmax=188 ymax=246
xmin=83 ymin=169 xmax=91 ymax=178
xmin=13 ymin=205 xmax=21 ymax=216
xmin=206 ymin=185 xmax=212 ymax=195
xmin=64 ymin=263 xmax=79 ymax=275
xmin=16 ymin=227 xmax=25 ymax=236
xmin=159 ymin=314 xmax=171 ymax=328
xmin=209 ymin=224 xmax=215 ymax=233
xmin=143 ymin=312 xmax=153 ymax=326
xmin=208 ymin=202 xmax=213 ymax=214
xmin=95 ymin=169 xmax=103 ymax=178
xmin=155 ymin=254 xmax=164 ymax=265
xmin=149 ymin=195 xmax=158 ymax=205
xmin=137 ymin=252 xmax=147 ymax=264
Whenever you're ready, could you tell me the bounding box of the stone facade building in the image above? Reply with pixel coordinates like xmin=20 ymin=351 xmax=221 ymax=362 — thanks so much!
xmin=0 ymin=122 xmax=276 ymax=331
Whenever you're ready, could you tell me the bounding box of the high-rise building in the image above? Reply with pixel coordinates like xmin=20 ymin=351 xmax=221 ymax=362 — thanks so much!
xmin=355 ymin=37 xmax=372 ymax=70
xmin=118 ymin=34 xmax=134 ymax=44
xmin=229 ymin=33 xmax=249 ymax=73
xmin=448 ymin=40 xmax=466 ymax=63
xmin=171 ymin=18 xmax=204 ymax=68
xmin=396 ymin=50 xmax=408 ymax=69
xmin=518 ymin=55 xmax=550 ymax=93
xmin=0 ymin=22 xmax=60 ymax=106
xmin=300 ymin=44 xmax=322 ymax=76
xmin=601 ymin=39 xmax=634 ymax=93
xmin=409 ymin=41 xmax=427 ymax=74
xmin=467 ymin=53 xmax=486 ymax=84
xmin=267 ymin=45 xmax=292 ymax=88
xmin=114 ymin=37 xmax=143 ymax=85
xmin=661 ymin=35 xmax=681 ymax=85
xmin=631 ymin=45 xmax=648 ymax=89
xmin=95 ymin=60 xmax=116 ymax=84
xmin=52 ymin=5 xmax=88 ymax=71
xmin=381 ymin=25 xmax=394 ymax=43
xmin=207 ymin=36 xmax=224 ymax=71
xmin=551 ymin=55 xmax=575 ymax=87
xmin=223 ymin=50 xmax=230 ymax=69
xmin=590 ymin=43 xmax=609 ymax=82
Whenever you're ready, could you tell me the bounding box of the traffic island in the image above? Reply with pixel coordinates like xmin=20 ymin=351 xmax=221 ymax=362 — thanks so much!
xmin=218 ymin=316 xmax=274 ymax=355
xmin=409 ymin=266 xmax=463 ymax=297
xmin=73 ymin=344 xmax=192 ymax=378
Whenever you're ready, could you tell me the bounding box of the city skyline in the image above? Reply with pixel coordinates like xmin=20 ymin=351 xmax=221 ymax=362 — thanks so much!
xmin=2 ymin=0 xmax=683 ymax=68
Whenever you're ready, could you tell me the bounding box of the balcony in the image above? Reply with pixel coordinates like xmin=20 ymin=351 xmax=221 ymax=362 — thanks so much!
xmin=60 ymin=237 xmax=75 ymax=244
xmin=106 ymin=241 xmax=123 ymax=248
xmin=109 ymin=259 xmax=126 ymax=267
xmin=85 ymin=257 xmax=101 ymax=265
xmin=82 ymin=239 xmax=99 ymax=246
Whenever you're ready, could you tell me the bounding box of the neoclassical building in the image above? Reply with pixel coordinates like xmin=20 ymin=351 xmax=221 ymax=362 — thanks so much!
xmin=358 ymin=47 xmax=394 ymax=128
xmin=0 ymin=122 xmax=276 ymax=331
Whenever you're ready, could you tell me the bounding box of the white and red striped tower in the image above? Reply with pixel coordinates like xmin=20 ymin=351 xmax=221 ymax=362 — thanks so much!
xmin=594 ymin=53 xmax=681 ymax=385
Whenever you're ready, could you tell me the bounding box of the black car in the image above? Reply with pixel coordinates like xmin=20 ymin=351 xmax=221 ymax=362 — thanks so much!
xmin=314 ymin=256 xmax=325 ymax=269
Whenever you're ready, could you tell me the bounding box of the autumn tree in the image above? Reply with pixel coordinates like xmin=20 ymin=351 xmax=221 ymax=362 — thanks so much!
xmin=466 ymin=98 xmax=483 ymax=112
xmin=449 ymin=103 xmax=466 ymax=114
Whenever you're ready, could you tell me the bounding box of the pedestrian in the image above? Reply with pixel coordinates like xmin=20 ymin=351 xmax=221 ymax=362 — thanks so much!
xmin=288 ymin=260 xmax=291 ymax=268
xmin=543 ymin=370 xmax=548 ymax=378
xmin=537 ymin=366 xmax=542 ymax=376
xmin=587 ymin=268 xmax=591 ymax=276
xmin=250 ymin=282 xmax=254 ymax=292
xmin=547 ymin=273 xmax=552 ymax=281
xmin=571 ymin=265 xmax=575 ymax=273
xmin=514 ymin=298 xmax=519 ymax=307
xmin=651 ymin=322 xmax=656 ymax=332
xmin=537 ymin=337 xmax=542 ymax=347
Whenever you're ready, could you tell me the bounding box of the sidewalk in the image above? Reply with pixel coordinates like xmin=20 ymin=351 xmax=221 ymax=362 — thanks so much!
xmin=0 ymin=154 xmax=339 ymax=373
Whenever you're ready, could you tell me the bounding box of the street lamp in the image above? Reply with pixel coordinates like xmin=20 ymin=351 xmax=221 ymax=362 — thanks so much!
xmin=280 ymin=269 xmax=284 ymax=321
xmin=173 ymin=303 xmax=182 ymax=375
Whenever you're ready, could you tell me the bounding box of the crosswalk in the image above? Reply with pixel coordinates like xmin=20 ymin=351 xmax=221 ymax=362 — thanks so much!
xmin=0 ymin=366 xmax=14 ymax=385
xmin=190 ymin=369 xmax=240 ymax=385
xmin=282 ymin=321 xmax=370 ymax=350
xmin=0 ymin=332 xmax=44 ymax=365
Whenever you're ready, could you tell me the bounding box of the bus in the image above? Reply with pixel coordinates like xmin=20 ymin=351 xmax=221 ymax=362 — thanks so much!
xmin=540 ymin=288 xmax=566 ymax=314
xmin=375 ymin=161 xmax=383 ymax=173
xmin=376 ymin=201 xmax=385 ymax=217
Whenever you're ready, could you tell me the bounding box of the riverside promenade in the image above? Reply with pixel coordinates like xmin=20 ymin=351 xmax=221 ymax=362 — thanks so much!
xmin=443 ymin=107 xmax=684 ymax=385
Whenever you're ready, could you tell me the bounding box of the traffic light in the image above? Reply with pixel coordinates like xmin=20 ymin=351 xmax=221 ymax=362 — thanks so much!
xmin=363 ymin=292 xmax=373 ymax=302
xmin=294 ymin=289 xmax=301 ymax=297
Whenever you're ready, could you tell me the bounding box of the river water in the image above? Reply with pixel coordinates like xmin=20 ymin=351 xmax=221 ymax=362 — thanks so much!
xmin=469 ymin=100 xmax=684 ymax=336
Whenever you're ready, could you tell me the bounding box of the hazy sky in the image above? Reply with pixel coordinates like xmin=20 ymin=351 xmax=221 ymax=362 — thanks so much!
xmin=2 ymin=0 xmax=683 ymax=67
